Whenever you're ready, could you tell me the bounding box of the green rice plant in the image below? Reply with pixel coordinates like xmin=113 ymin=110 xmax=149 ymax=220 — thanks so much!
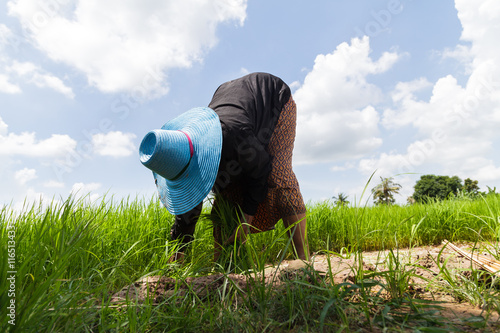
xmin=208 ymin=198 xmax=259 ymax=273
xmin=379 ymin=248 xmax=416 ymax=302
xmin=4 ymin=188 xmax=500 ymax=331
xmin=306 ymin=193 xmax=500 ymax=256
xmin=1 ymin=196 xmax=103 ymax=331
xmin=0 ymin=194 xmax=187 ymax=332
xmin=431 ymin=245 xmax=500 ymax=322
xmin=428 ymin=195 xmax=500 ymax=316
xmin=465 ymin=194 xmax=500 ymax=259
xmin=207 ymin=195 xmax=305 ymax=274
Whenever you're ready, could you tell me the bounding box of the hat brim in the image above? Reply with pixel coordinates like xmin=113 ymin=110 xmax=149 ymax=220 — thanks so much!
xmin=153 ymin=107 xmax=222 ymax=215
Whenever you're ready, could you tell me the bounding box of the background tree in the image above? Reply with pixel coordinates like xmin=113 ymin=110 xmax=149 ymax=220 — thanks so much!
xmin=372 ymin=177 xmax=401 ymax=206
xmin=463 ymin=178 xmax=480 ymax=196
xmin=412 ymin=175 xmax=462 ymax=203
xmin=332 ymin=193 xmax=350 ymax=206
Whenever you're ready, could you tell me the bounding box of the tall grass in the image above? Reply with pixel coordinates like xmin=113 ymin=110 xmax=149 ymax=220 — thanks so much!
xmin=1 ymin=193 xmax=499 ymax=331
xmin=306 ymin=194 xmax=500 ymax=253
xmin=0 ymin=195 xmax=177 ymax=331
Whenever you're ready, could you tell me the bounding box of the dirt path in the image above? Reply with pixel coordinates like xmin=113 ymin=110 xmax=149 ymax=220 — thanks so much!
xmin=111 ymin=242 xmax=500 ymax=329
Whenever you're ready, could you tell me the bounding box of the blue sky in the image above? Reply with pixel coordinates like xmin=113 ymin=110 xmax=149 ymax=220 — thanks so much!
xmin=1 ymin=0 xmax=500 ymax=210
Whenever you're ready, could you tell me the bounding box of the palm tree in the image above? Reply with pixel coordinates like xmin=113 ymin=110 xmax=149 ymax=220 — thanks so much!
xmin=332 ymin=192 xmax=350 ymax=206
xmin=371 ymin=177 xmax=402 ymax=206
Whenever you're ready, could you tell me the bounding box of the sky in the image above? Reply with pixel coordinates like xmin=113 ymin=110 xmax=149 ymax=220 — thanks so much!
xmin=1 ymin=0 xmax=500 ymax=210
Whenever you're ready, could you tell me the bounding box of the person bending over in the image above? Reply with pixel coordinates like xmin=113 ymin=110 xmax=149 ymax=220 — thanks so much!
xmin=139 ymin=72 xmax=308 ymax=261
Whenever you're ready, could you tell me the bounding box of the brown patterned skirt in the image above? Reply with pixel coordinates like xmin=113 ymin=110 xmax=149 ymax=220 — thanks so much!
xmin=213 ymin=96 xmax=306 ymax=243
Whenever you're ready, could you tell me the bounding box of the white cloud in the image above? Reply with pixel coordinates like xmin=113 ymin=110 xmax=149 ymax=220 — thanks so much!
xmin=8 ymin=60 xmax=74 ymax=98
xmin=1 ymin=24 xmax=74 ymax=97
xmin=289 ymin=80 xmax=301 ymax=91
xmin=70 ymin=182 xmax=101 ymax=202
xmin=239 ymin=67 xmax=250 ymax=76
xmin=14 ymin=167 xmax=37 ymax=185
xmin=0 ymin=24 xmax=12 ymax=45
xmin=0 ymin=60 xmax=74 ymax=97
xmin=71 ymin=182 xmax=101 ymax=193
xmin=390 ymin=78 xmax=432 ymax=104
xmin=0 ymin=132 xmax=77 ymax=157
xmin=0 ymin=116 xmax=77 ymax=157
xmin=382 ymin=75 xmax=465 ymax=134
xmin=293 ymin=36 xmax=400 ymax=164
xmin=43 ymin=180 xmax=65 ymax=188
xmin=11 ymin=187 xmax=50 ymax=213
xmin=474 ymin=163 xmax=500 ymax=182
xmin=0 ymin=116 xmax=8 ymax=135
xmin=360 ymin=0 xmax=500 ymax=188
xmin=330 ymin=162 xmax=356 ymax=172
xmin=0 ymin=73 xmax=21 ymax=94
xmin=7 ymin=0 xmax=247 ymax=96
xmin=441 ymin=44 xmax=473 ymax=72
xmin=9 ymin=61 xmax=36 ymax=76
xmin=31 ymin=70 xmax=74 ymax=98
xmin=92 ymin=131 xmax=136 ymax=157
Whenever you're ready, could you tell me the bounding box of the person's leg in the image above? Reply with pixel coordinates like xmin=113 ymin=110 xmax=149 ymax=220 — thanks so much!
xmin=267 ymin=96 xmax=309 ymax=260
xmin=170 ymin=202 xmax=203 ymax=261
xmin=282 ymin=212 xmax=309 ymax=260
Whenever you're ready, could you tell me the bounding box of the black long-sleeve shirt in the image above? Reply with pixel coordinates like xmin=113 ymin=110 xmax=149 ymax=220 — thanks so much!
xmin=209 ymin=72 xmax=291 ymax=215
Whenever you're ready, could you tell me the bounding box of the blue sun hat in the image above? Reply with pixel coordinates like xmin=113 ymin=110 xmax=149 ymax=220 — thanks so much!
xmin=139 ymin=107 xmax=222 ymax=215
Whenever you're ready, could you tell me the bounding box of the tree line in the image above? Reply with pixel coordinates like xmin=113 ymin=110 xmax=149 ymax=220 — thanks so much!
xmin=332 ymin=175 xmax=496 ymax=206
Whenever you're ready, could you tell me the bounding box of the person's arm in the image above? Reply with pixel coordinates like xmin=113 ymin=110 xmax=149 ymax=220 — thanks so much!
xmin=169 ymin=202 xmax=202 ymax=261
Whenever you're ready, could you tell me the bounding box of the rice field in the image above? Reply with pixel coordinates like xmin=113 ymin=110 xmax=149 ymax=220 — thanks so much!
xmin=1 ymin=193 xmax=500 ymax=332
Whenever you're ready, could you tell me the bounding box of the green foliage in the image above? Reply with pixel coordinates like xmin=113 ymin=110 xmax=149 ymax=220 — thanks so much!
xmin=307 ymin=193 xmax=500 ymax=253
xmin=2 ymin=193 xmax=500 ymax=331
xmin=413 ymin=174 xmax=463 ymax=203
xmin=332 ymin=192 xmax=350 ymax=206
xmin=463 ymin=177 xmax=480 ymax=196
xmin=371 ymin=177 xmax=401 ymax=206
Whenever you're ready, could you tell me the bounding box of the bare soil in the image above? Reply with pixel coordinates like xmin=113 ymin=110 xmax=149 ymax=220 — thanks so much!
xmin=111 ymin=242 xmax=500 ymax=331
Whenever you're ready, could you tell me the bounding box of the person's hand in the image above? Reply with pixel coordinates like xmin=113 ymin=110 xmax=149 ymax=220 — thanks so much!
xmin=224 ymin=214 xmax=253 ymax=245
